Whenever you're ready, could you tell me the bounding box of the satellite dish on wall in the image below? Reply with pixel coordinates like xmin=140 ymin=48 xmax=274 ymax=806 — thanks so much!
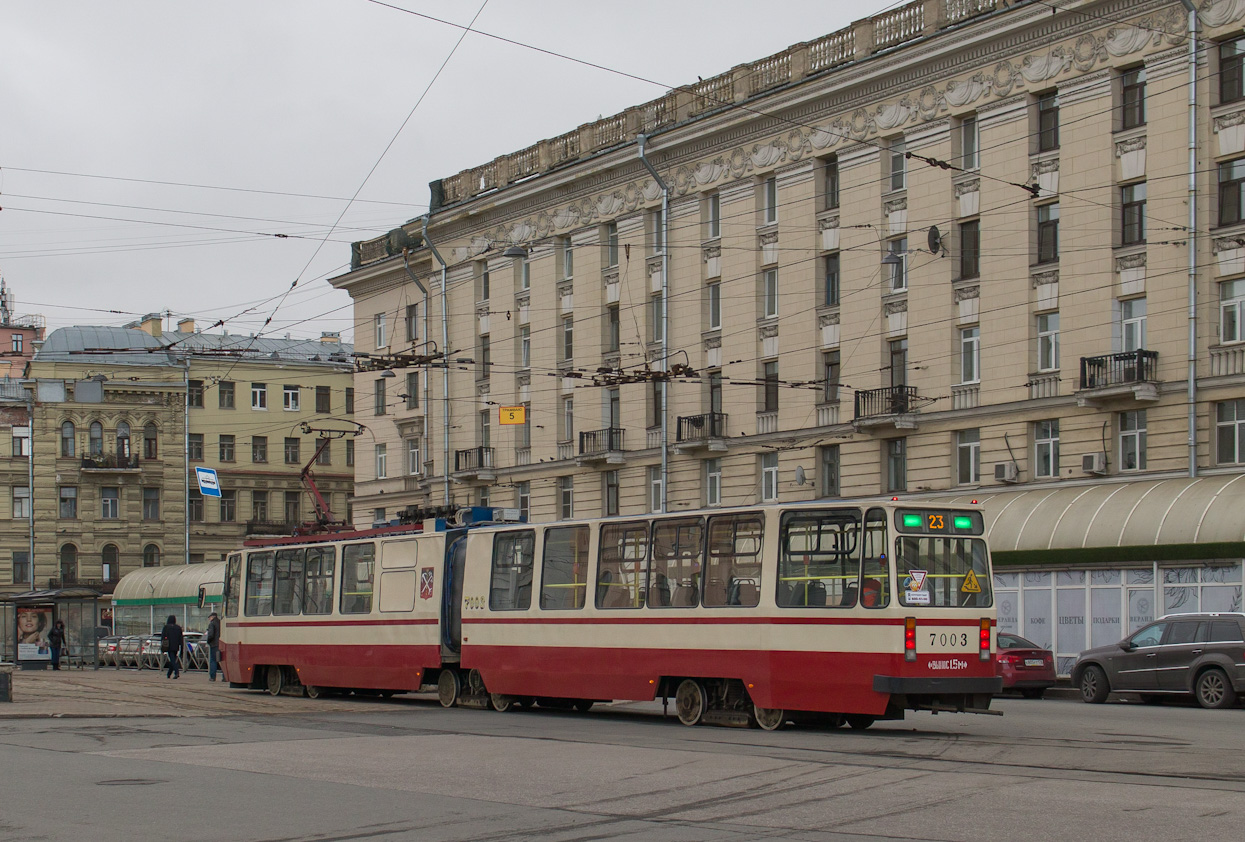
xmin=795 ymin=465 xmax=807 ymax=486
xmin=927 ymin=225 xmax=942 ymax=255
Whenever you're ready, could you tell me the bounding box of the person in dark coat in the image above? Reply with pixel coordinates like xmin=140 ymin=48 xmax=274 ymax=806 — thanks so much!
xmin=47 ymin=620 xmax=66 ymax=670
xmin=160 ymin=615 xmax=184 ymax=679
xmin=204 ymin=612 xmax=221 ymax=682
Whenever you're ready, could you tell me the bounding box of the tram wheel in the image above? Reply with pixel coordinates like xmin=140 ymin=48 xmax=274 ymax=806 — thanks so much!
xmin=490 ymin=693 xmax=514 ymax=712
xmin=752 ymin=705 xmax=785 ymax=731
xmin=845 ymin=714 xmax=876 ymax=730
xmin=437 ymin=670 xmax=461 ymax=708
xmin=675 ymin=679 xmax=707 ymax=726
xmin=304 ymin=685 xmax=322 ymax=700
xmin=265 ymin=666 xmax=284 ymax=697
xmin=573 ymin=700 xmax=594 ymax=713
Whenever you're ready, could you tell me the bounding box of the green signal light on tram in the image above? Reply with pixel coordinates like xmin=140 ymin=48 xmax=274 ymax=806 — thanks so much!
xmin=902 ymin=514 xmax=923 ymax=528
xmin=953 ymin=516 xmax=973 ymax=530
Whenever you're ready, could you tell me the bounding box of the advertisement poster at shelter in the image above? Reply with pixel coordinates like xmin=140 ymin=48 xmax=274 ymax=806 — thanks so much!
xmin=16 ymin=605 xmax=52 ymax=660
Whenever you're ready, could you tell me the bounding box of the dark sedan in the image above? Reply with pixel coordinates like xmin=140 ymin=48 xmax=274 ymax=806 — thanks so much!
xmin=996 ymin=632 xmax=1056 ymax=698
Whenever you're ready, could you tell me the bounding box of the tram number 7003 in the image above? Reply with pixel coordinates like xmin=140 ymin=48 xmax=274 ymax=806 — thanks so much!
xmin=929 ymin=632 xmax=970 ymax=647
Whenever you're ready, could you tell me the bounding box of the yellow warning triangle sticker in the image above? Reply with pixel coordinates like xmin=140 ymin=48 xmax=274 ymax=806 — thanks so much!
xmin=961 ymin=570 xmax=982 ymax=593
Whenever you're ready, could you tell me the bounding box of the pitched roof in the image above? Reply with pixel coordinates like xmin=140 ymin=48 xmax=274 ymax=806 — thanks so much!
xmin=35 ymin=326 xmax=353 ymax=368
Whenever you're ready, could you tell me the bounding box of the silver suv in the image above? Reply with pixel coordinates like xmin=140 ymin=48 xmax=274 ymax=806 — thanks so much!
xmin=1071 ymin=613 xmax=1245 ymax=709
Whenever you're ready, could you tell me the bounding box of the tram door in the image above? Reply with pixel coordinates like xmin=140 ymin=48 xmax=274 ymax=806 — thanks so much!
xmin=441 ymin=533 xmax=467 ymax=659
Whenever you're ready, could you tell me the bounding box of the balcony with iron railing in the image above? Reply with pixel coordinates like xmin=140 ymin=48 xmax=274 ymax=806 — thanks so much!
xmin=1076 ymin=350 xmax=1159 ymax=406
xmin=853 ymin=385 xmax=920 ymax=430
xmin=246 ymin=520 xmax=298 ymax=537
xmin=81 ymin=454 xmax=140 ymax=472
xmin=675 ymin=412 xmax=729 ymax=453
xmin=577 ymin=427 xmax=626 ymax=465
xmin=453 ymin=446 xmax=497 ymax=481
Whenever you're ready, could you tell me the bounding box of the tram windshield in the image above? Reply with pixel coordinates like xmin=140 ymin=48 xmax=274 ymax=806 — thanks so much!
xmin=895 ymin=536 xmax=991 ymax=608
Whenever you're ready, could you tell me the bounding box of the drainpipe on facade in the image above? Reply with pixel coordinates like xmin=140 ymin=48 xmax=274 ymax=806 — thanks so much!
xmin=1180 ymin=0 xmax=1198 ymax=478
xmin=422 ymin=215 xmax=452 ymax=506
xmin=26 ymin=387 xmax=34 ymax=591
xmin=637 ymin=134 xmax=670 ymax=513
xmin=183 ymin=361 xmax=190 ymax=564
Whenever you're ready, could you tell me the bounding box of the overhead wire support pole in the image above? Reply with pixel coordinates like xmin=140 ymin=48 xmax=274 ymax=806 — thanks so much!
xmin=423 ymin=215 xmax=452 ymax=506
xmin=637 ymin=133 xmax=669 ymax=514
xmin=1179 ymin=0 xmax=1198 ymax=478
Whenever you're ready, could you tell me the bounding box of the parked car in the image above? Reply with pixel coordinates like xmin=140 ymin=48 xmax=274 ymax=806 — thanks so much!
xmin=996 ymin=633 xmax=1056 ymax=698
xmin=96 ymin=635 xmax=121 ymax=666
xmin=116 ymin=635 xmax=143 ymax=668
xmin=139 ymin=634 xmax=164 ymax=669
xmin=1071 ymin=612 xmax=1245 ymax=709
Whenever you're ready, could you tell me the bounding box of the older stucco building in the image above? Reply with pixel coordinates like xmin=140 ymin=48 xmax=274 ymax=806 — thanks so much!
xmin=335 ymin=0 xmax=1245 ymax=672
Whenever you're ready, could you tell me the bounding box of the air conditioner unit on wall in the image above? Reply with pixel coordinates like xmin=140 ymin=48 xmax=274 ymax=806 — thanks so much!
xmin=994 ymin=462 xmax=1019 ymax=483
xmin=1082 ymin=452 xmax=1107 ymax=474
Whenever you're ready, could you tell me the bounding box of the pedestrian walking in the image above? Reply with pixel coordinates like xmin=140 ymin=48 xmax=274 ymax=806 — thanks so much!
xmin=160 ymin=614 xmax=184 ymax=679
xmin=48 ymin=620 xmax=66 ymax=670
xmin=205 ymin=611 xmax=221 ymax=682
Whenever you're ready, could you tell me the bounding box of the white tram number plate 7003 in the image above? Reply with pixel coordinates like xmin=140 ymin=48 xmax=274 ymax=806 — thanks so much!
xmin=923 ymin=627 xmax=976 ymax=652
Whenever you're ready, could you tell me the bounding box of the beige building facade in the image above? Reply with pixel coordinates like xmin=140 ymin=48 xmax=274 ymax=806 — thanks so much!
xmin=336 ymin=1 xmax=1245 ymax=671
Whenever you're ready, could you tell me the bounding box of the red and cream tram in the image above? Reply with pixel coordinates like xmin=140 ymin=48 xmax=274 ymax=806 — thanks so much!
xmin=221 ymin=500 xmax=1002 ymax=728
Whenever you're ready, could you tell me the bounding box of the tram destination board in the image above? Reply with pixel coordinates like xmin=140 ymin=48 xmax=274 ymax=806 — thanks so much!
xmin=895 ymin=509 xmax=984 ymax=535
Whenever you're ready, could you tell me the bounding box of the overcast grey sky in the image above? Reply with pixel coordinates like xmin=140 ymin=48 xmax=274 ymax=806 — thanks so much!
xmin=1 ymin=1 xmax=873 ymax=342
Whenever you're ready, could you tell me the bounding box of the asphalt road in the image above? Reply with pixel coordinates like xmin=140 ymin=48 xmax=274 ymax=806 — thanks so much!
xmin=1 ymin=677 xmax=1242 ymax=842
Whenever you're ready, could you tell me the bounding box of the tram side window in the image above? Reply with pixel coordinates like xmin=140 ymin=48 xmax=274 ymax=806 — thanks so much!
xmin=650 ymin=517 xmax=704 ymax=608
xmin=541 ymin=525 xmax=589 ymax=610
xmin=272 ymin=548 xmax=305 ymax=615
xmin=340 ymin=543 xmax=375 ymax=614
xmin=778 ymin=509 xmax=861 ymax=608
xmin=859 ymin=508 xmax=890 ymax=608
xmin=490 ymin=530 xmax=535 ymax=610
xmin=224 ymin=554 xmax=242 ymax=618
xmin=303 ymin=547 xmax=336 ymax=615
xmin=245 ymin=551 xmax=275 ymax=616
xmin=704 ymin=514 xmax=763 ymax=607
xmin=597 ymin=521 xmax=648 ymax=609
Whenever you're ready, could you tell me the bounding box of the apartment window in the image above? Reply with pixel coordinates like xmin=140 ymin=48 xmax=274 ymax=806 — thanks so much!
xmin=373 ymin=508 xmax=387 ymax=526
xmin=252 ymin=436 xmax=268 ymax=463
xmin=889 ymin=139 xmax=906 ymax=191
xmin=1221 ymin=279 xmax=1245 ymax=343
xmin=219 ymin=380 xmax=235 ymax=409
xmin=819 ymin=445 xmax=840 ymax=497
xmin=479 ymin=262 xmax=491 ymax=301
xmin=142 ymin=487 xmax=160 ymax=521
xmin=251 ymin=382 xmax=267 ymax=410
xmin=142 ymin=423 xmax=158 ymax=459
xmin=1037 ymin=91 xmax=1059 ymax=151
xmin=1121 ymin=183 xmax=1146 ymax=245
xmin=823 ymin=253 xmax=840 ymax=306
xmin=187 ymin=492 xmax=203 ymax=523
xmin=116 ymin=422 xmax=131 ymax=459
xmin=1035 ymin=420 xmax=1060 ymax=478
xmin=316 ymin=440 xmax=332 ymax=466
xmin=706 ymin=193 xmax=721 ymax=238
xmin=1219 ymin=158 xmax=1245 ymax=226
xmin=405 ymin=371 xmax=420 ymax=409
xmin=708 ymin=371 xmax=723 ymax=414
xmin=761 ymin=361 xmax=779 ymax=413
xmin=12 ymin=426 xmax=29 ymax=457
xmin=13 ymin=551 xmax=30 ymax=585
xmin=885 ymin=438 xmax=907 ymax=493
xmin=649 ymin=466 xmax=663 ymax=513
xmin=479 ymin=409 xmax=491 ymax=449
xmin=283 ymin=437 xmax=300 ymax=464
xmin=345 ymin=387 xmax=354 ymax=413
xmin=374 ymin=312 xmax=387 ymax=347
xmin=762 ymin=269 xmax=778 ymax=318
xmin=562 ymin=317 xmax=574 ymax=360
xmin=515 ymin=482 xmax=530 ymax=520
xmin=88 ymin=422 xmax=102 ymax=455
xmin=651 ymin=296 xmax=664 ymax=342
xmin=1037 ymin=313 xmax=1060 ymax=371
xmin=518 ymin=403 xmax=531 ymax=449
xmin=1121 ymin=67 xmax=1146 ymax=129
xmin=251 ymin=491 xmax=268 ymax=522
xmin=887 ymin=237 xmax=907 ymax=291
xmin=605 ymin=306 xmax=619 ymax=353
xmin=960 ymin=115 xmax=979 ymax=170
xmin=519 ymin=257 xmax=530 ymax=290
xmin=284 ymin=491 xmax=300 ymax=525
xmin=651 ymin=381 xmax=665 ymax=428
xmin=706 ymin=458 xmax=722 ymax=507
xmin=1120 ymin=298 xmax=1147 ymax=352
xmin=188 ymin=379 xmax=204 ymax=408
xmin=1120 ymin=410 xmax=1147 ymax=471
xmin=960 ymin=220 xmax=980 ymax=279
xmin=479 ymin=334 xmax=491 ymax=380
xmin=142 ymin=545 xmax=159 ymax=569
xmin=561 ymin=396 xmax=574 ymax=441
xmin=604 ymin=221 xmax=619 ymax=267
xmin=374 ymin=378 xmax=387 ymax=416
xmin=220 ymin=490 xmax=236 ymax=522
xmin=603 ymin=470 xmax=620 ymax=517
xmin=707 ymin=283 xmax=722 ymax=330
xmin=822 ymin=350 xmax=840 ymax=403
xmin=649 ymin=207 xmax=665 ymax=254
xmin=1221 ymin=37 xmax=1245 ymax=104
xmin=61 ymin=421 xmax=75 ymax=457
xmin=761 ymin=453 xmax=779 ymax=502
xmin=960 ymin=326 xmax=980 ymax=384
xmin=375 ymin=444 xmax=388 ymax=479
xmin=761 ymin=175 xmax=777 ymax=224
xmin=11 ymin=334 xmax=22 ymax=354
xmin=1217 ymin=399 xmax=1245 ymax=463
xmin=188 ymin=433 xmax=203 ymax=462
xmin=283 ymin=385 xmax=300 ymax=412
xmin=315 ymin=385 xmax=330 ymax=413
xmin=219 ymin=434 xmax=236 ymax=462
xmin=824 ymin=157 xmax=840 ymax=209
xmin=406 ymin=303 xmax=418 ymax=342
xmin=559 ymin=476 xmax=574 ymax=519
xmin=560 ymin=237 xmax=574 ymax=279
xmin=1037 ymin=203 xmax=1060 ymax=264
xmin=406 ymin=438 xmax=422 ymax=475
xmin=345 ymin=439 xmax=354 ymax=467
xmin=957 ymin=429 xmax=981 ymax=485
xmin=12 ymin=486 xmax=30 ymax=519
xmin=59 ymin=486 xmax=78 ymax=519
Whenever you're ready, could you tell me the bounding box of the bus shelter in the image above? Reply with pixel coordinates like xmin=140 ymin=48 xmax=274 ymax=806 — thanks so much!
xmin=0 ymin=588 xmax=103 ymax=669
xmin=111 ymin=563 xmax=225 ymax=636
